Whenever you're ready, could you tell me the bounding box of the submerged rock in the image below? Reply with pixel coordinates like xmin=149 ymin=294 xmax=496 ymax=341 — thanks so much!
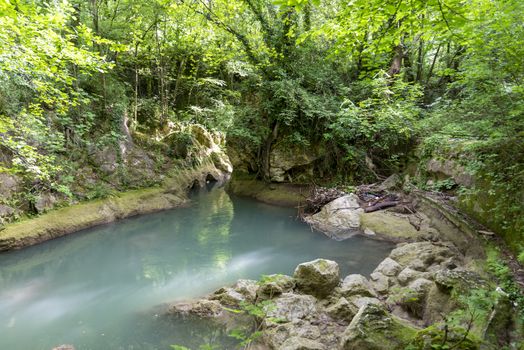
xmin=294 ymin=259 xmax=340 ymax=298
xmin=304 ymin=194 xmax=363 ymax=240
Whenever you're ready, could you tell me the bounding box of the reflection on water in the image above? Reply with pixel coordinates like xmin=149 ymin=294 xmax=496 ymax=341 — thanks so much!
xmin=0 ymin=187 xmax=393 ymax=350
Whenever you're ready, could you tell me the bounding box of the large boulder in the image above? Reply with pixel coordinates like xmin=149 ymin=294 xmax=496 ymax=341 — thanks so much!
xmin=304 ymin=195 xmax=363 ymax=240
xmin=389 ymin=242 xmax=459 ymax=270
xmin=360 ymin=211 xmax=427 ymax=242
xmin=340 ymin=303 xmax=418 ymax=350
xmin=294 ymin=259 xmax=340 ymax=298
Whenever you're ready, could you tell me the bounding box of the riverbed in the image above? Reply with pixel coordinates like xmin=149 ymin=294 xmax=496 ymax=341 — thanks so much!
xmin=0 ymin=186 xmax=393 ymax=350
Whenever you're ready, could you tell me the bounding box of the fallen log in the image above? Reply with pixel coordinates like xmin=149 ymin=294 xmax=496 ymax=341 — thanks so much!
xmin=364 ymin=201 xmax=400 ymax=213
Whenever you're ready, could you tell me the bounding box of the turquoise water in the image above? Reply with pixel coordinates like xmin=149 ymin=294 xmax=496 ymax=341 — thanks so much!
xmin=0 ymin=187 xmax=393 ymax=350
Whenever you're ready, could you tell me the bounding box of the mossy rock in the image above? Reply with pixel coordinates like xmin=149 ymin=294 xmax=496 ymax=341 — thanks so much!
xmin=226 ymin=175 xmax=308 ymax=207
xmin=407 ymin=324 xmax=481 ymax=350
xmin=340 ymin=303 xmax=418 ymax=350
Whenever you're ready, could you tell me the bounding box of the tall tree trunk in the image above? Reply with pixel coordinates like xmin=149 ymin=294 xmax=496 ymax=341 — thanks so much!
xmin=260 ymin=120 xmax=279 ymax=182
xmin=388 ymin=44 xmax=404 ymax=77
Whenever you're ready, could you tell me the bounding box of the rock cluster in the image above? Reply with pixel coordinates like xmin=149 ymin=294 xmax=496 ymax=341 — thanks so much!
xmin=167 ymin=244 xmax=493 ymax=349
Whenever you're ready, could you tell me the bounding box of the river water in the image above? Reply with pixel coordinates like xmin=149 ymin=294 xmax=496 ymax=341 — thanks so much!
xmin=0 ymin=186 xmax=393 ymax=350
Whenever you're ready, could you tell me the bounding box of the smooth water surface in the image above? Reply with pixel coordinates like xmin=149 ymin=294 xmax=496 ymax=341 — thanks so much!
xmin=0 ymin=187 xmax=393 ymax=350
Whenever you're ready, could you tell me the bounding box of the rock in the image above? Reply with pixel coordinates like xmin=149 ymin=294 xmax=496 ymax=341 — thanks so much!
xmin=426 ymin=159 xmax=474 ymax=187
xmin=52 ymin=345 xmax=75 ymax=350
xmin=377 ymin=174 xmax=401 ymax=191
xmin=232 ymin=279 xmax=259 ymax=302
xmin=0 ymin=173 xmax=20 ymax=198
xmin=340 ymin=274 xmax=377 ymax=298
xmin=360 ymin=211 xmax=423 ymax=242
xmin=389 ymin=242 xmax=458 ymax=269
xmin=169 ymin=299 xmax=223 ymax=318
xmin=304 ymin=195 xmax=363 ymax=240
xmin=34 ymin=193 xmax=58 ymax=213
xmin=0 ymin=204 xmax=15 ymax=220
xmin=265 ymin=293 xmax=318 ymax=323
xmin=269 ymin=142 xmax=321 ymax=182
xmin=92 ymin=146 xmax=118 ymax=174
xmin=257 ymin=274 xmax=295 ymax=299
xmin=339 ymin=303 xmax=417 ymax=350
xmin=434 ymin=269 xmax=485 ymax=292
xmin=279 ymin=337 xmax=325 ymax=350
xmin=388 ymin=278 xmax=434 ymax=319
xmin=210 ymin=287 xmax=246 ymax=307
xmin=263 ymin=321 xmax=322 ymax=349
xmin=349 ymin=296 xmax=382 ymax=309
xmin=294 ymin=259 xmax=340 ymax=298
xmin=373 ymin=257 xmax=402 ymax=277
xmin=369 ymin=272 xmax=389 ymax=294
xmin=326 ymin=297 xmax=357 ymax=321
xmin=397 ymin=267 xmax=430 ymax=286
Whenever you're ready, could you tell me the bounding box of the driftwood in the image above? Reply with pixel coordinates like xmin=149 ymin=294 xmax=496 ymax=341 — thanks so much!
xmin=363 ymin=200 xmax=400 ymax=213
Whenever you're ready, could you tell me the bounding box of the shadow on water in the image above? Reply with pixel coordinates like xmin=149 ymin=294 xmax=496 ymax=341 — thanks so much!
xmin=0 ymin=186 xmax=393 ymax=350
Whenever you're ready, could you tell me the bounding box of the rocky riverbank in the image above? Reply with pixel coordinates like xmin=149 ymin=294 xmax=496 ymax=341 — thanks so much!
xmin=0 ymin=125 xmax=232 ymax=252
xmin=165 ymin=188 xmax=523 ymax=349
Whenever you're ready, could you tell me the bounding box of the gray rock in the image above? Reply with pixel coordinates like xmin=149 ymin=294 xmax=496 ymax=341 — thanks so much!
xmin=377 ymin=174 xmax=401 ymax=191
xmin=389 ymin=242 xmax=458 ymax=269
xmin=304 ymin=195 xmax=363 ymax=240
xmin=369 ymin=272 xmax=389 ymax=294
xmin=349 ymin=296 xmax=382 ymax=309
xmin=34 ymin=193 xmax=57 ymax=213
xmin=233 ymin=279 xmax=259 ymax=302
xmin=373 ymin=257 xmax=402 ymax=277
xmin=0 ymin=173 xmax=20 ymax=198
xmin=279 ymin=336 xmax=325 ymax=350
xmin=210 ymin=287 xmax=245 ymax=306
xmin=397 ymin=267 xmax=429 ymax=286
xmin=426 ymin=159 xmax=474 ymax=187
xmin=169 ymin=299 xmax=223 ymax=318
xmin=0 ymin=204 xmax=15 ymax=218
xmin=340 ymin=274 xmax=377 ymax=298
xmin=294 ymin=259 xmax=340 ymax=298
xmin=265 ymin=293 xmax=318 ymax=323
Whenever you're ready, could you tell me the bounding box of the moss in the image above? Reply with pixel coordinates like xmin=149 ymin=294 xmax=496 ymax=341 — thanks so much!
xmin=407 ymin=324 xmax=481 ymax=350
xmin=360 ymin=211 xmax=424 ymax=242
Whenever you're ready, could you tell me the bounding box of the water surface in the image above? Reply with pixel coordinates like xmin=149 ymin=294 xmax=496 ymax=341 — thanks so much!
xmin=0 ymin=187 xmax=393 ymax=350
